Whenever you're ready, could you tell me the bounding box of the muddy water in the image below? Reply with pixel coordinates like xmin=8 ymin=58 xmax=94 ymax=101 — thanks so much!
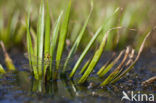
xmin=0 ymin=49 xmax=155 ymax=103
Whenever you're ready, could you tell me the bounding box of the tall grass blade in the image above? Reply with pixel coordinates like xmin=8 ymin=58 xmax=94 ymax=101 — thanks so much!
xmin=37 ymin=0 xmax=44 ymax=77
xmin=56 ymin=0 xmax=71 ymax=69
xmin=43 ymin=0 xmax=50 ymax=75
xmin=29 ymin=28 xmax=38 ymax=79
xmin=44 ymin=0 xmax=50 ymax=55
xmin=63 ymin=1 xmax=93 ymax=72
xmin=30 ymin=28 xmax=37 ymax=53
xmin=69 ymin=26 xmax=103 ymax=78
xmin=50 ymin=11 xmax=63 ymax=77
xmin=26 ymin=7 xmax=39 ymax=79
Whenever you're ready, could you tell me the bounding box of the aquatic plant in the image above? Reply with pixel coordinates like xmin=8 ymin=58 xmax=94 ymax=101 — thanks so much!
xmin=26 ymin=0 xmax=151 ymax=87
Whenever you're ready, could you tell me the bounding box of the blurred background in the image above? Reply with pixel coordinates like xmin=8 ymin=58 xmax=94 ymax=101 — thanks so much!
xmin=0 ymin=0 xmax=156 ymax=52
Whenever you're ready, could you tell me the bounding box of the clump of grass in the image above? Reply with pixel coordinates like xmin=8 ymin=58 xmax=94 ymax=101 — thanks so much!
xmin=78 ymin=29 xmax=111 ymax=84
xmin=0 ymin=10 xmax=26 ymax=48
xmin=26 ymin=0 xmax=151 ymax=87
xmin=69 ymin=8 xmax=120 ymax=78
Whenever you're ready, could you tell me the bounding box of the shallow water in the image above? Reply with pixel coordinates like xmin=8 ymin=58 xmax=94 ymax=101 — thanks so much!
xmin=0 ymin=49 xmax=156 ymax=103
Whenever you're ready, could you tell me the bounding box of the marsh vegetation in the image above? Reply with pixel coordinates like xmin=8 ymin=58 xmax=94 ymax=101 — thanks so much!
xmin=0 ymin=0 xmax=156 ymax=103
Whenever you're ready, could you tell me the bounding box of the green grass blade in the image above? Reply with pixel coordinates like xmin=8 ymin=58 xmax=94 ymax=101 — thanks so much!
xmin=30 ymin=27 xmax=37 ymax=53
xmin=98 ymin=50 xmax=124 ymax=77
xmin=26 ymin=16 xmax=33 ymax=56
xmin=97 ymin=53 xmax=115 ymax=75
xmin=50 ymin=11 xmax=63 ymax=77
xmin=70 ymin=23 xmax=81 ymax=43
xmin=56 ymin=0 xmax=71 ymax=69
xmin=44 ymin=0 xmax=50 ymax=55
xmin=69 ymin=7 xmax=120 ymax=78
xmin=43 ymin=0 xmax=50 ymax=75
xmin=69 ymin=26 xmax=103 ymax=78
xmin=78 ymin=30 xmax=109 ymax=84
xmin=37 ymin=0 xmax=44 ymax=77
xmin=63 ymin=1 xmax=93 ymax=72
xmin=30 ymin=28 xmax=38 ymax=77
xmin=97 ymin=65 xmax=106 ymax=76
xmin=50 ymin=11 xmax=63 ymax=58
xmin=111 ymin=31 xmax=151 ymax=84
xmin=79 ymin=59 xmax=91 ymax=75
xmin=26 ymin=18 xmax=32 ymax=61
xmin=26 ymin=13 xmax=39 ymax=79
xmin=0 ymin=64 xmax=6 ymax=74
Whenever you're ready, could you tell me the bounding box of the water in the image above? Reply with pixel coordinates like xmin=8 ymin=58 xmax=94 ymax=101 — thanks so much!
xmin=0 ymin=50 xmax=155 ymax=103
xmin=0 ymin=71 xmax=121 ymax=103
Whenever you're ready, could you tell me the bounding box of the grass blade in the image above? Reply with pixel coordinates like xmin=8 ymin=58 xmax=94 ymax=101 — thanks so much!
xmin=50 ymin=11 xmax=63 ymax=77
xmin=26 ymin=0 xmax=39 ymax=79
xmin=69 ymin=26 xmax=103 ymax=78
xmin=98 ymin=50 xmax=124 ymax=77
xmin=56 ymin=0 xmax=71 ymax=69
xmin=78 ymin=30 xmax=109 ymax=84
xmin=44 ymin=0 xmax=50 ymax=55
xmin=43 ymin=0 xmax=50 ymax=75
xmin=37 ymin=0 xmax=44 ymax=77
xmin=97 ymin=53 xmax=116 ymax=75
xmin=63 ymin=1 xmax=93 ymax=72
xmin=79 ymin=59 xmax=91 ymax=75
xmin=0 ymin=64 xmax=6 ymax=74
xmin=26 ymin=10 xmax=39 ymax=79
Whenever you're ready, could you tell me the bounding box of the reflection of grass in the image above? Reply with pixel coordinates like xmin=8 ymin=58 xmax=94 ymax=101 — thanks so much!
xmin=26 ymin=0 xmax=151 ymax=87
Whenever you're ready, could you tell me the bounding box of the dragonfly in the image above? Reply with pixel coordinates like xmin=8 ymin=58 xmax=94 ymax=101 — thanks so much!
xmin=22 ymin=53 xmax=74 ymax=69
